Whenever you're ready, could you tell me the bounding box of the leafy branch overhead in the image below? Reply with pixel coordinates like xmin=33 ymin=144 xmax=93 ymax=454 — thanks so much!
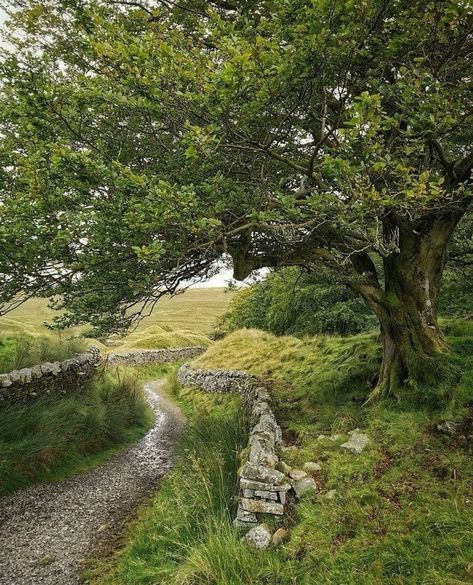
xmin=0 ymin=0 xmax=472 ymax=396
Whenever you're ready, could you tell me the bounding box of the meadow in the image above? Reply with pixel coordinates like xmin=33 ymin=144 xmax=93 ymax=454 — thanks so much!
xmin=0 ymin=288 xmax=233 ymax=340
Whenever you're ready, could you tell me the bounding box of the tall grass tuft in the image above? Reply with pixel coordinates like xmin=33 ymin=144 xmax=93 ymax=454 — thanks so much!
xmin=0 ymin=333 xmax=87 ymax=374
xmin=0 ymin=366 xmax=151 ymax=497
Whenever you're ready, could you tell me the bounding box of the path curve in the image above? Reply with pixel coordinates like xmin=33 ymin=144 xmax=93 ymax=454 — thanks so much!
xmin=0 ymin=380 xmax=184 ymax=585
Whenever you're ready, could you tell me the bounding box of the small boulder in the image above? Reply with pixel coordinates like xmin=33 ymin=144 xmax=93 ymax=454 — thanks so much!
xmin=289 ymin=469 xmax=307 ymax=481
xmin=303 ymin=461 xmax=321 ymax=473
xmin=293 ymin=477 xmax=317 ymax=498
xmin=277 ymin=460 xmax=291 ymax=474
xmin=241 ymin=524 xmax=272 ymax=549
xmin=324 ymin=489 xmax=337 ymax=500
xmin=341 ymin=429 xmax=369 ymax=454
xmin=437 ymin=420 xmax=458 ymax=435
xmin=272 ymin=527 xmax=288 ymax=546
xmin=240 ymin=463 xmax=286 ymax=485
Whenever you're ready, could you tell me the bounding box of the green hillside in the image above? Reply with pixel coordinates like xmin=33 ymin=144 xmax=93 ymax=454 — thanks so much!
xmin=98 ymin=323 xmax=473 ymax=585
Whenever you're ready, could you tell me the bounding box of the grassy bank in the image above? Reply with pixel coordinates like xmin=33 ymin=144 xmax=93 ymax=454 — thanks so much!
xmin=97 ymin=322 xmax=473 ymax=584
xmin=90 ymin=371 xmax=257 ymax=585
xmin=0 ymin=366 xmax=152 ymax=498
xmin=109 ymin=324 xmax=213 ymax=352
xmin=0 ymin=333 xmax=87 ymax=374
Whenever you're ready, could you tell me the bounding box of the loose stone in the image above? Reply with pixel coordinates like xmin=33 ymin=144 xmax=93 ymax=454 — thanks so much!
xmin=293 ymin=477 xmax=317 ymax=498
xmin=277 ymin=460 xmax=292 ymax=474
xmin=289 ymin=469 xmax=307 ymax=481
xmin=241 ymin=524 xmax=272 ymax=549
xmin=272 ymin=527 xmax=288 ymax=546
xmin=341 ymin=429 xmax=370 ymax=454
xmin=303 ymin=461 xmax=322 ymax=473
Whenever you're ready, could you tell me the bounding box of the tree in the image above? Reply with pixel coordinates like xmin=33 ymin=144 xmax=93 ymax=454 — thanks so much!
xmin=0 ymin=0 xmax=472 ymax=397
xmin=221 ymin=267 xmax=376 ymax=336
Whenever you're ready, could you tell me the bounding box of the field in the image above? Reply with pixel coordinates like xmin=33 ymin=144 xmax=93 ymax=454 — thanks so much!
xmin=0 ymin=288 xmax=233 ymax=339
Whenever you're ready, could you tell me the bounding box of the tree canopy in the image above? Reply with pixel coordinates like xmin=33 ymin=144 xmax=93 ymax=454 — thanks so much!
xmin=0 ymin=0 xmax=472 ymax=395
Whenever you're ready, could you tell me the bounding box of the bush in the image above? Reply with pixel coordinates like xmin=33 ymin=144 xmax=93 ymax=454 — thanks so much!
xmin=0 ymin=366 xmax=151 ymax=497
xmin=220 ymin=267 xmax=376 ymax=337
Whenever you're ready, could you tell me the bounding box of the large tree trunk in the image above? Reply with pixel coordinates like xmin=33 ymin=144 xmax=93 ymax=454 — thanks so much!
xmin=354 ymin=211 xmax=463 ymax=399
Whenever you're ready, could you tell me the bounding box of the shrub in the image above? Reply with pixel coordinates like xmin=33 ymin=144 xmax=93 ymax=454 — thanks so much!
xmin=220 ymin=267 xmax=376 ymax=337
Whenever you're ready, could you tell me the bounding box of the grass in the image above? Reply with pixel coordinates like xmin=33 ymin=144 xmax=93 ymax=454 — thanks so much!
xmin=0 ymin=288 xmax=233 ymax=339
xmin=96 ymin=322 xmax=473 ymax=584
xmin=0 ymin=333 xmax=88 ymax=374
xmin=109 ymin=324 xmax=214 ymax=352
xmin=0 ymin=366 xmax=152 ymax=498
xmin=87 ymin=369 xmax=253 ymax=585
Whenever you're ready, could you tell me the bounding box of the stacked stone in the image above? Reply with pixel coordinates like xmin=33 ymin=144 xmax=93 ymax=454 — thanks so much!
xmin=108 ymin=346 xmax=205 ymax=366
xmin=0 ymin=347 xmax=101 ymax=405
xmin=235 ymin=384 xmax=290 ymax=525
xmin=177 ymin=363 xmax=255 ymax=394
xmin=177 ymin=363 xmax=290 ymax=527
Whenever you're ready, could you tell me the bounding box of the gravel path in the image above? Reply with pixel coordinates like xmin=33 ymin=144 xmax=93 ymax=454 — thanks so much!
xmin=0 ymin=380 xmax=184 ymax=585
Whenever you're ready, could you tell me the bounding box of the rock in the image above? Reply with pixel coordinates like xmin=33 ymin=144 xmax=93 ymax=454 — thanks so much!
xmin=289 ymin=469 xmax=307 ymax=481
xmin=272 ymin=527 xmax=288 ymax=546
xmin=234 ymin=506 xmax=258 ymax=526
xmin=249 ymin=431 xmax=275 ymax=448
xmin=0 ymin=374 xmax=12 ymax=388
xmin=248 ymin=438 xmax=278 ymax=468
xmin=437 ymin=420 xmax=458 ymax=435
xmin=240 ymin=463 xmax=286 ymax=485
xmin=252 ymin=413 xmax=279 ymax=435
xmin=251 ymin=401 xmax=272 ymax=420
xmin=303 ymin=461 xmax=321 ymax=473
xmin=254 ymin=490 xmax=278 ymax=500
xmin=324 ymin=489 xmax=337 ymax=500
xmin=240 ymin=478 xmax=291 ymax=492
xmin=30 ymin=364 xmax=43 ymax=379
xmin=317 ymin=434 xmax=327 ymax=441
xmin=341 ymin=430 xmax=370 ymax=454
xmin=293 ymin=477 xmax=317 ymax=498
xmin=277 ymin=460 xmax=292 ymax=474
xmin=241 ymin=524 xmax=272 ymax=549
xmin=241 ymin=498 xmax=284 ymax=515
xmin=255 ymin=387 xmax=271 ymax=402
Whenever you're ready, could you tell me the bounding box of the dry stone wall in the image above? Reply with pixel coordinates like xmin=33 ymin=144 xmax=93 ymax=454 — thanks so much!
xmin=107 ymin=347 xmax=205 ymax=366
xmin=178 ymin=363 xmax=290 ymax=527
xmin=0 ymin=347 xmax=101 ymax=405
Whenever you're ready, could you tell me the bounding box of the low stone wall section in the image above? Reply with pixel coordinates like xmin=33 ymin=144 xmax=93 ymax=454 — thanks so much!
xmin=107 ymin=347 xmax=206 ymax=366
xmin=178 ymin=363 xmax=290 ymax=527
xmin=0 ymin=347 xmax=101 ymax=405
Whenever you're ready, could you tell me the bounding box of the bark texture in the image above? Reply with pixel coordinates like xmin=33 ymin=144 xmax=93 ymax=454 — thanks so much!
xmin=353 ymin=211 xmax=462 ymax=398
